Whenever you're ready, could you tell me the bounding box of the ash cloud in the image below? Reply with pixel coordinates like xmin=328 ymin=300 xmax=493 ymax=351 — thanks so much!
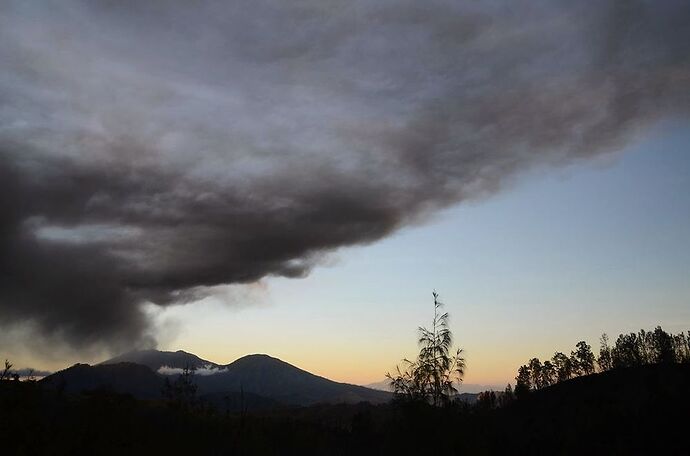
xmin=0 ymin=0 xmax=688 ymax=350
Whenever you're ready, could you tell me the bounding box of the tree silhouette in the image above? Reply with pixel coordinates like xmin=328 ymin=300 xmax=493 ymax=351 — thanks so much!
xmin=0 ymin=360 xmax=13 ymax=381
xmin=541 ymin=360 xmax=556 ymax=387
xmin=612 ymin=333 xmax=643 ymax=368
xmin=597 ymin=334 xmax=613 ymax=372
xmin=673 ymin=332 xmax=690 ymax=363
xmin=552 ymin=352 xmax=573 ymax=382
xmin=387 ymin=291 xmax=465 ymax=406
xmin=574 ymin=341 xmax=595 ymax=375
xmin=498 ymin=384 xmax=515 ymax=407
xmin=514 ymin=365 xmax=531 ymax=398
xmin=569 ymin=351 xmax=582 ymax=377
xmin=651 ymin=326 xmax=676 ymax=364
xmin=528 ymin=358 xmax=543 ymax=389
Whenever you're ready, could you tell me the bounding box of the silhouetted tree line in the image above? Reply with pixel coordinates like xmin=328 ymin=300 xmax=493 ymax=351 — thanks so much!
xmin=515 ymin=326 xmax=690 ymax=396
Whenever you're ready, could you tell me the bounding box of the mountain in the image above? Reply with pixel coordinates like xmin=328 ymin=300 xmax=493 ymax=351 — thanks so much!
xmin=197 ymin=354 xmax=391 ymax=405
xmin=42 ymin=351 xmax=391 ymax=406
xmin=100 ymin=349 xmax=218 ymax=372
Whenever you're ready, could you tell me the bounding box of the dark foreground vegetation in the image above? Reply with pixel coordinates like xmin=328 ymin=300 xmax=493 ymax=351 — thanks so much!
xmin=2 ymin=362 xmax=689 ymax=455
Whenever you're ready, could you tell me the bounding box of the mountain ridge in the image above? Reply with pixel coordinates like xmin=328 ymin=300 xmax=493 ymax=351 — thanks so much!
xmin=42 ymin=350 xmax=391 ymax=406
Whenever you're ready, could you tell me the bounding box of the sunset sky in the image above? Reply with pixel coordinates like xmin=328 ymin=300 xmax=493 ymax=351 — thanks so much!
xmin=1 ymin=1 xmax=688 ymax=389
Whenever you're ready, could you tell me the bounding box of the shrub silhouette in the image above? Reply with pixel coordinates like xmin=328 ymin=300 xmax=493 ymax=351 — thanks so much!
xmin=386 ymin=291 xmax=465 ymax=406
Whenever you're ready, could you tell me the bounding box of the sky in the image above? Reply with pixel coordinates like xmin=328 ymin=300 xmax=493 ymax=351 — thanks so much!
xmin=148 ymin=122 xmax=690 ymax=387
xmin=1 ymin=1 xmax=689 ymax=388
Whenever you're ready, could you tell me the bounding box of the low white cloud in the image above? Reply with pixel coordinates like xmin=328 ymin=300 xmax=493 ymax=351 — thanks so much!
xmin=157 ymin=364 xmax=225 ymax=376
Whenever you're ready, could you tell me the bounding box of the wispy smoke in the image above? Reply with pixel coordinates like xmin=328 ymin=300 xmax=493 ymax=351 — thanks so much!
xmin=1 ymin=0 xmax=688 ymax=350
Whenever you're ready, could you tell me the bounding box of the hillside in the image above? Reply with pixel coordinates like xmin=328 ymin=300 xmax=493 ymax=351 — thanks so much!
xmin=488 ymin=363 xmax=690 ymax=453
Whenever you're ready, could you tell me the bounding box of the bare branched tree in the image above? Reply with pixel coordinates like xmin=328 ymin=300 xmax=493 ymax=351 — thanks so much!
xmin=0 ymin=360 xmax=13 ymax=381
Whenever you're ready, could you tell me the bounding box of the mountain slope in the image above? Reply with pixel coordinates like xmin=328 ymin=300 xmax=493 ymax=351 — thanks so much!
xmin=198 ymin=354 xmax=391 ymax=405
xmin=492 ymin=363 xmax=690 ymax=453
xmin=100 ymin=349 xmax=218 ymax=371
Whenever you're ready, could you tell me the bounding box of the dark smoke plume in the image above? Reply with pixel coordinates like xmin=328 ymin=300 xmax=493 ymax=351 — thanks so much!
xmin=0 ymin=0 xmax=688 ymax=350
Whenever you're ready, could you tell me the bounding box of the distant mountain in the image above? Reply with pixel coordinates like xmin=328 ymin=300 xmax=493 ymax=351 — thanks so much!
xmin=197 ymin=354 xmax=391 ymax=405
xmin=363 ymin=379 xmax=392 ymax=391
xmin=365 ymin=378 xmax=500 ymax=395
xmin=42 ymin=351 xmax=391 ymax=407
xmin=455 ymin=393 xmax=480 ymax=404
xmin=363 ymin=379 xmax=479 ymax=403
xmin=100 ymin=349 xmax=219 ymax=372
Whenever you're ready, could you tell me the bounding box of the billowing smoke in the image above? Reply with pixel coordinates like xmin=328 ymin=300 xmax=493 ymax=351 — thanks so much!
xmin=1 ymin=0 xmax=688 ymax=350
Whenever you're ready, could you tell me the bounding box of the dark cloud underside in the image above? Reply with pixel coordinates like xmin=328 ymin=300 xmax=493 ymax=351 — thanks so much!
xmin=0 ymin=0 xmax=688 ymax=349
